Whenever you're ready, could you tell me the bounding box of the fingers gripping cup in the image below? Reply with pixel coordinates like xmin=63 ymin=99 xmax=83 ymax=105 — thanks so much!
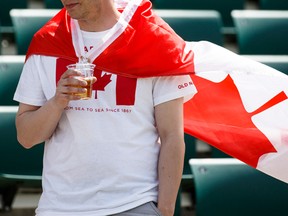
xmin=67 ymin=63 xmax=95 ymax=100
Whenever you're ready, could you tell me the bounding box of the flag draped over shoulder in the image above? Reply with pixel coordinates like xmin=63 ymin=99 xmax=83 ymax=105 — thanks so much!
xmin=26 ymin=0 xmax=195 ymax=78
xmin=26 ymin=0 xmax=288 ymax=183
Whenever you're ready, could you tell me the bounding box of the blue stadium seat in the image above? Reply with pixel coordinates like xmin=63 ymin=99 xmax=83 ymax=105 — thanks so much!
xmin=0 ymin=106 xmax=43 ymax=211
xmin=0 ymin=0 xmax=28 ymax=34
xmin=153 ymin=0 xmax=245 ymax=29
xmin=232 ymin=10 xmax=288 ymax=55
xmin=190 ymin=158 xmax=288 ymax=216
xmin=10 ymin=9 xmax=59 ymax=54
xmin=0 ymin=55 xmax=25 ymax=106
xmin=154 ymin=10 xmax=224 ymax=45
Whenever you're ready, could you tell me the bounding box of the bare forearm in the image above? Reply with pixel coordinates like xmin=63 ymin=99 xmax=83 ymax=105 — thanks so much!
xmin=16 ymin=68 xmax=95 ymax=148
xmin=16 ymin=98 xmax=66 ymax=148
xmin=157 ymin=138 xmax=185 ymax=216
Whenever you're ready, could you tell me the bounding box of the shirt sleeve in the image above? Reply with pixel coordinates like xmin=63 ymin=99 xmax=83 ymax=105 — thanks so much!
xmin=153 ymin=75 xmax=197 ymax=106
xmin=13 ymin=55 xmax=47 ymax=106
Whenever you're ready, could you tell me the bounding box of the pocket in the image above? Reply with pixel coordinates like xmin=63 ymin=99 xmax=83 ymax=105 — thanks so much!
xmin=150 ymin=202 xmax=163 ymax=216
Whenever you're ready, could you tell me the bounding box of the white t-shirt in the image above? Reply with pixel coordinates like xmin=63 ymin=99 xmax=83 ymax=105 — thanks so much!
xmin=14 ymin=30 xmax=197 ymax=216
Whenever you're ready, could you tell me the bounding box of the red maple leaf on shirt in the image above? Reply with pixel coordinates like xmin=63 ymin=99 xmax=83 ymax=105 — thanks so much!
xmin=184 ymin=74 xmax=287 ymax=168
xmin=92 ymin=69 xmax=112 ymax=99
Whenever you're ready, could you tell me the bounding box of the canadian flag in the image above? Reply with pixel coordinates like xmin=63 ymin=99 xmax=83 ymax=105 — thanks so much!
xmin=184 ymin=41 xmax=288 ymax=183
xmin=26 ymin=0 xmax=288 ymax=183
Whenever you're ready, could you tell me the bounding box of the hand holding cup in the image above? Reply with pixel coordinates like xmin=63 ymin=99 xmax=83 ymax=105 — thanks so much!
xmin=66 ymin=63 xmax=96 ymax=100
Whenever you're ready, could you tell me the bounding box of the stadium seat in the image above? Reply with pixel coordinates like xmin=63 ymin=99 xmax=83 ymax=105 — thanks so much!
xmin=10 ymin=9 xmax=59 ymax=55
xmin=0 ymin=106 xmax=43 ymax=211
xmin=189 ymin=158 xmax=288 ymax=216
xmin=0 ymin=56 xmax=25 ymax=106
xmin=244 ymin=55 xmax=288 ymax=75
xmin=153 ymin=0 xmax=245 ymax=28
xmin=259 ymin=0 xmax=288 ymax=10
xmin=44 ymin=0 xmax=64 ymax=9
xmin=154 ymin=10 xmax=224 ymax=45
xmin=0 ymin=0 xmax=28 ymax=34
xmin=232 ymin=10 xmax=288 ymax=55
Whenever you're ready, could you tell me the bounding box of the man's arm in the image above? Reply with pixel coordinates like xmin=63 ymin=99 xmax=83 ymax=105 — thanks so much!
xmin=155 ymin=97 xmax=185 ymax=216
xmin=16 ymin=101 xmax=66 ymax=148
xmin=16 ymin=69 xmax=94 ymax=148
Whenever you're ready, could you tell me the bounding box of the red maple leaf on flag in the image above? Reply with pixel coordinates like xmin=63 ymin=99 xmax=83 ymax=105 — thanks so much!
xmin=184 ymin=74 xmax=287 ymax=168
xmin=92 ymin=69 xmax=112 ymax=99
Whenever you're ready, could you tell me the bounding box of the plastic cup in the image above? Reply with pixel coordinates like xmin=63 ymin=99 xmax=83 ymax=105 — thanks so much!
xmin=67 ymin=63 xmax=95 ymax=99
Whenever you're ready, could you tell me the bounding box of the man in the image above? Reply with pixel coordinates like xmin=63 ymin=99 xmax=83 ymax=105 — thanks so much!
xmin=14 ymin=0 xmax=196 ymax=215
